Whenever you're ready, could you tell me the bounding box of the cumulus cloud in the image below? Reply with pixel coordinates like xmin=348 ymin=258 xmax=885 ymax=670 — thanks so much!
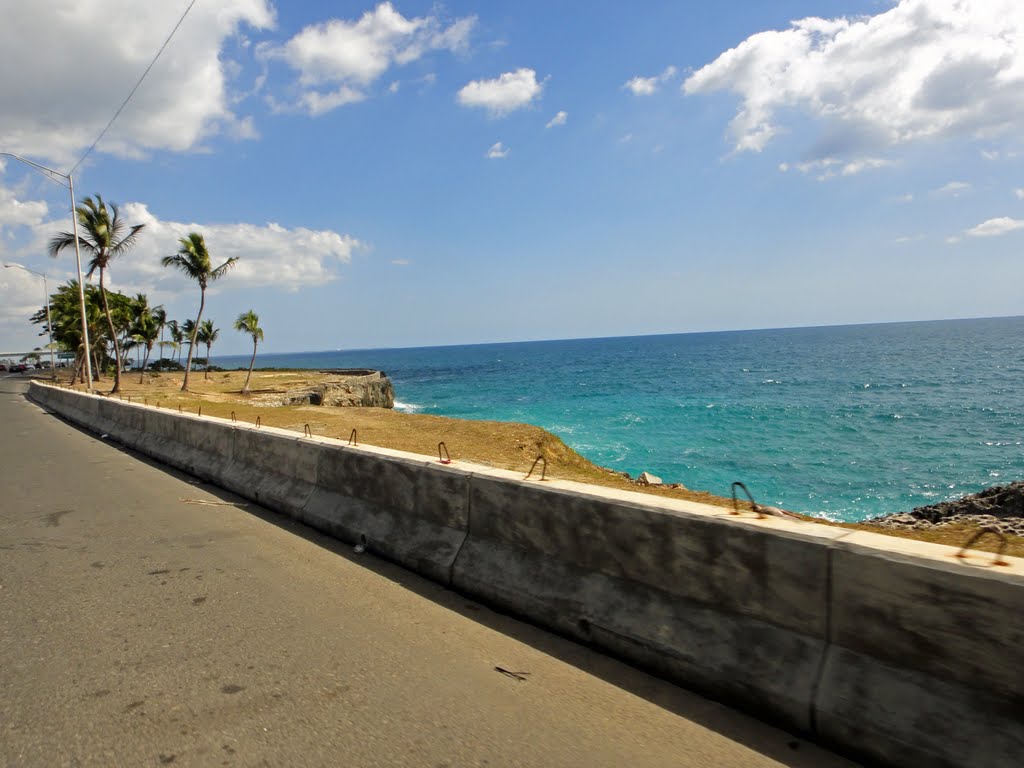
xmin=684 ymin=1 xmax=1024 ymax=166
xmin=1015 ymin=188 xmax=1024 ymax=199
xmin=546 ymin=110 xmax=568 ymax=128
xmin=1 ymin=194 xmax=361 ymax=305
xmin=624 ymin=66 xmax=677 ymax=96
xmin=117 ymin=203 xmax=362 ymax=293
xmin=486 ymin=142 xmax=509 ymax=159
xmin=0 ymin=0 xmax=275 ymax=167
xmin=268 ymin=3 xmax=474 ymax=116
xmin=965 ymin=216 xmax=1024 ymax=237
xmin=457 ymin=68 xmax=544 ymax=116
xmin=0 ymin=189 xmax=48 ymax=230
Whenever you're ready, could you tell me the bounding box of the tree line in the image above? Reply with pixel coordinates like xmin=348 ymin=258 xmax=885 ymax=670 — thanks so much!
xmin=32 ymin=195 xmax=265 ymax=395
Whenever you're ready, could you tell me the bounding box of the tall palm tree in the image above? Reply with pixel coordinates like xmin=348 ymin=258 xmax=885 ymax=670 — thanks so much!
xmin=48 ymin=195 xmax=144 ymax=394
xmin=161 ymin=233 xmax=237 ymax=392
xmin=234 ymin=310 xmax=263 ymax=395
xmin=197 ymin=319 xmax=220 ymax=380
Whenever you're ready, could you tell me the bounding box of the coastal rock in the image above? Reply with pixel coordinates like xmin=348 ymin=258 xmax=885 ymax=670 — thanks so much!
xmin=638 ymin=471 xmax=662 ymax=486
xmin=869 ymin=481 xmax=1024 ymax=536
xmin=283 ymin=370 xmax=395 ymax=409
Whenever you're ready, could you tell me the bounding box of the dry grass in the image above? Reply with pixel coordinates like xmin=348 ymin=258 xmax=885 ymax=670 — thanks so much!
xmin=60 ymin=368 xmax=1023 ymax=558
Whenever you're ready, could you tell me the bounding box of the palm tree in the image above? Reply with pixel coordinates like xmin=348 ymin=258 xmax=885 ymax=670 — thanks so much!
xmin=197 ymin=319 xmax=220 ymax=380
xmin=165 ymin=320 xmax=183 ymax=364
xmin=181 ymin=319 xmax=196 ymax=368
xmin=129 ymin=296 xmax=160 ymax=383
xmin=161 ymin=232 xmax=237 ymax=392
xmin=234 ymin=310 xmax=263 ymax=395
xmin=49 ymin=195 xmax=144 ymax=394
xmin=153 ymin=306 xmax=168 ymax=362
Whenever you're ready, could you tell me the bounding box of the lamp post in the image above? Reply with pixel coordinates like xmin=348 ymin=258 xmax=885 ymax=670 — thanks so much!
xmin=1 ymin=152 xmax=93 ymax=391
xmin=4 ymin=263 xmax=56 ymax=379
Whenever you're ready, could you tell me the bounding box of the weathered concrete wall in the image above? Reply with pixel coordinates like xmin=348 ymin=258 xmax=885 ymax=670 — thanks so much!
xmin=29 ymin=382 xmax=1024 ymax=768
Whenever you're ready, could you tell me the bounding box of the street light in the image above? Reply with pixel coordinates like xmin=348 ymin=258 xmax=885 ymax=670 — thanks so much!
xmin=1 ymin=152 xmax=93 ymax=391
xmin=4 ymin=263 xmax=57 ymax=379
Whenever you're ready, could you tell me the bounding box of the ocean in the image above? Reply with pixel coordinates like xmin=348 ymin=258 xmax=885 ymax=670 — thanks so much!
xmin=215 ymin=316 xmax=1024 ymax=522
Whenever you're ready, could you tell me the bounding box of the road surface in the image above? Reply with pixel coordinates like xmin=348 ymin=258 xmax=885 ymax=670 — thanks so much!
xmin=0 ymin=378 xmax=859 ymax=767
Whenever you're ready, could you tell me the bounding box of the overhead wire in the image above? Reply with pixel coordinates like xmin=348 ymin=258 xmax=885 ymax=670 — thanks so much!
xmin=69 ymin=0 xmax=198 ymax=176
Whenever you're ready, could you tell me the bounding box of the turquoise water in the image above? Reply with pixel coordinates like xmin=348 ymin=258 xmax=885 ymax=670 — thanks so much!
xmin=216 ymin=317 xmax=1024 ymax=521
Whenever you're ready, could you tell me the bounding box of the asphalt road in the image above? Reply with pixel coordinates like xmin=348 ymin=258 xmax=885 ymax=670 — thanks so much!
xmin=0 ymin=378 xmax=860 ymax=768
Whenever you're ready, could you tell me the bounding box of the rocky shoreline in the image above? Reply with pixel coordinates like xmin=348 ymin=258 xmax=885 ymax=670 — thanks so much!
xmin=869 ymin=481 xmax=1024 ymax=537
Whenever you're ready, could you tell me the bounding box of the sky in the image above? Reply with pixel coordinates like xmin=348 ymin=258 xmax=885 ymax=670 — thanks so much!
xmin=1 ymin=0 xmax=1023 ymax=356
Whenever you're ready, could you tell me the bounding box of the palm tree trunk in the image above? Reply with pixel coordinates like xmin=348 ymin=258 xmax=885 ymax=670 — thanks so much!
xmin=204 ymin=343 xmax=211 ymax=380
xmin=140 ymin=343 xmax=153 ymax=384
xmin=243 ymin=339 xmax=257 ymax=395
xmin=98 ymin=268 xmax=122 ymax=394
xmin=181 ymin=289 xmax=204 ymax=392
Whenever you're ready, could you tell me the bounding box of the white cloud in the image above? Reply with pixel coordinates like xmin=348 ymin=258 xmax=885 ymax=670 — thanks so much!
xmin=892 ymin=193 xmax=915 ymax=204
xmin=935 ymin=181 xmax=972 ymax=196
xmin=1015 ymin=188 xmax=1024 ymax=199
xmin=546 ymin=111 xmax=568 ymax=128
xmin=778 ymin=156 xmax=890 ymax=180
xmin=3 ymin=197 xmax=362 ymax=301
xmin=269 ymin=3 xmax=474 ymax=116
xmin=117 ymin=203 xmax=362 ymax=292
xmin=457 ymin=69 xmax=544 ymax=116
xmin=390 ymin=258 xmax=410 ymax=266
xmin=486 ymin=142 xmax=509 ymax=159
xmin=624 ymin=66 xmax=677 ymax=96
xmin=684 ymin=1 xmax=1024 ymax=161
xmin=0 ymin=189 xmax=48 ymax=229
xmin=895 ymin=234 xmax=924 ymax=243
xmin=0 ymin=0 xmax=275 ymax=167
xmin=965 ymin=216 xmax=1024 ymax=237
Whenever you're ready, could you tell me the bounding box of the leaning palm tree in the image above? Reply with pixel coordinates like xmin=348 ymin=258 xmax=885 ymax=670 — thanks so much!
xmin=160 ymin=233 xmax=237 ymax=391
xmin=49 ymin=195 xmax=145 ymax=394
xmin=234 ymin=309 xmax=263 ymax=395
xmin=197 ymin=319 xmax=220 ymax=380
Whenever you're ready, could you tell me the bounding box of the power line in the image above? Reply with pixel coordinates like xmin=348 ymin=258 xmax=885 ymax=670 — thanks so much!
xmin=69 ymin=0 xmax=198 ymax=176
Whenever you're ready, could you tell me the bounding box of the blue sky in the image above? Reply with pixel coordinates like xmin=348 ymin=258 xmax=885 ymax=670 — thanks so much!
xmin=2 ymin=0 xmax=1023 ymax=355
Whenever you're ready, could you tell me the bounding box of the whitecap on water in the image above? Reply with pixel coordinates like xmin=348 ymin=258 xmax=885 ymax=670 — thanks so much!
xmin=393 ymin=401 xmax=422 ymax=413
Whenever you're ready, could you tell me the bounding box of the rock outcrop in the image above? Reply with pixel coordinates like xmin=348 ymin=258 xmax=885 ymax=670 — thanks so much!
xmin=283 ymin=370 xmax=394 ymax=409
xmin=869 ymin=481 xmax=1024 ymax=536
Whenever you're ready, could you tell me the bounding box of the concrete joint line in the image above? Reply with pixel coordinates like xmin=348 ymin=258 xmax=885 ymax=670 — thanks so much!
xmin=448 ymin=472 xmax=475 ymax=584
xmin=807 ymin=545 xmax=836 ymax=736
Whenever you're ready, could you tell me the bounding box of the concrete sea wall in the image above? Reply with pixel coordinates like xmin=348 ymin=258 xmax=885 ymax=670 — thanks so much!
xmin=29 ymin=382 xmax=1024 ymax=768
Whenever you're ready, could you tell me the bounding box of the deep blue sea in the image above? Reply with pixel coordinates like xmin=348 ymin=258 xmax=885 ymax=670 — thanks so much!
xmin=216 ymin=317 xmax=1024 ymax=522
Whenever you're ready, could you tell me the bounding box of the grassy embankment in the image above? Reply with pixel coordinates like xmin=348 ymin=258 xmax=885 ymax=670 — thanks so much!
xmin=57 ymin=369 xmax=1023 ymax=558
